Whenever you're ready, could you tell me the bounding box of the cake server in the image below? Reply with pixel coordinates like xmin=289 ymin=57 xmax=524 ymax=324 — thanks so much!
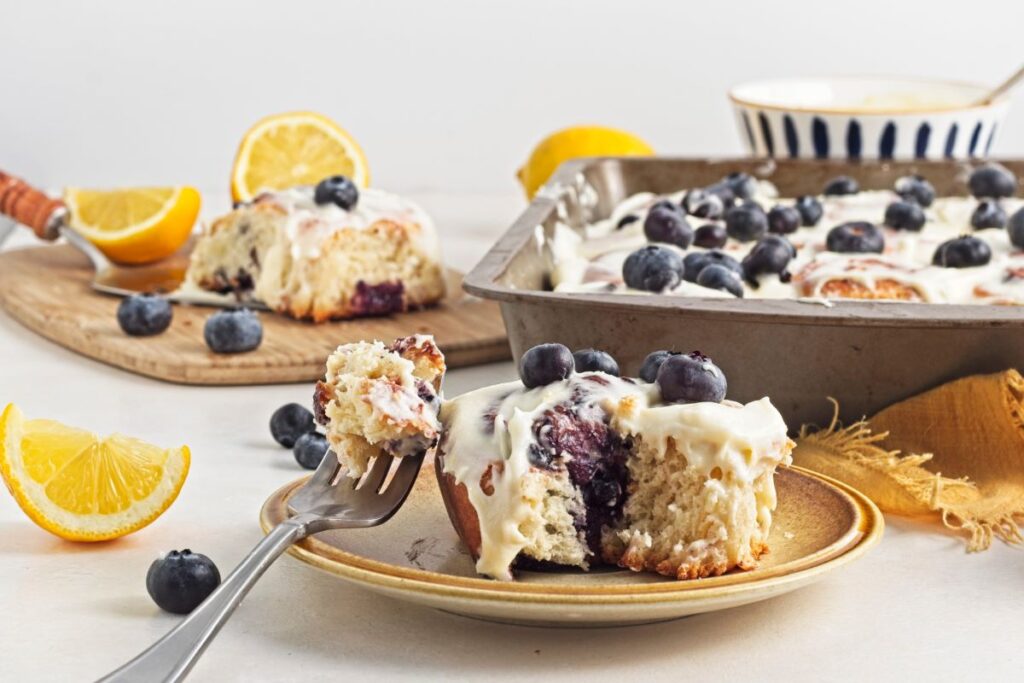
xmin=99 ymin=449 xmax=425 ymax=682
xmin=0 ymin=171 xmax=263 ymax=308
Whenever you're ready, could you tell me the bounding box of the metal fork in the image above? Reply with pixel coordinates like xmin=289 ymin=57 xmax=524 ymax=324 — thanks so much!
xmin=99 ymin=450 xmax=425 ymax=683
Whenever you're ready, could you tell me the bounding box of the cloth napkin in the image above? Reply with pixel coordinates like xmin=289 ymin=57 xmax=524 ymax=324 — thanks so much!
xmin=792 ymin=369 xmax=1024 ymax=551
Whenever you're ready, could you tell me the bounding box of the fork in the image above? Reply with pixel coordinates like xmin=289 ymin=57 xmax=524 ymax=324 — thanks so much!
xmin=99 ymin=449 xmax=425 ymax=683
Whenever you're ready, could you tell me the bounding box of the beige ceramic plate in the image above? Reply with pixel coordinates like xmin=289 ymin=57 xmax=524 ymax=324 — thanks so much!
xmin=260 ymin=464 xmax=883 ymax=627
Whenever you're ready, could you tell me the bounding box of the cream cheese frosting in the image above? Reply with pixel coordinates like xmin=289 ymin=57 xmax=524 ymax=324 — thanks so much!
xmin=549 ymin=183 xmax=1024 ymax=304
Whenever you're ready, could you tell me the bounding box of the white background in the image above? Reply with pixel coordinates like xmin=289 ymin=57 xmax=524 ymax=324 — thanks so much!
xmin=3 ymin=0 xmax=1024 ymax=196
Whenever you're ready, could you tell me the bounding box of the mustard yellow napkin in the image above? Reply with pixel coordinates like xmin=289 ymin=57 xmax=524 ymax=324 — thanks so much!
xmin=792 ymin=370 xmax=1024 ymax=551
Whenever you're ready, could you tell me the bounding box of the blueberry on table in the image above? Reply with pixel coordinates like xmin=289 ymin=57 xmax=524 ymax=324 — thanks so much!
xmin=656 ymin=351 xmax=727 ymax=404
xmin=742 ymin=235 xmax=795 ymax=281
xmin=1009 ymin=207 xmax=1024 ymax=249
xmin=967 ymin=164 xmax=1017 ymax=199
xmin=204 ymin=308 xmax=263 ymax=354
xmin=639 ymin=350 xmax=677 ymax=383
xmin=693 ymin=223 xmax=727 ymax=248
xmin=721 ymin=172 xmax=758 ymax=201
xmin=270 ymin=403 xmax=316 ymax=448
xmin=883 ymin=200 xmax=926 ymax=231
xmin=293 ymin=432 xmax=330 ymax=469
xmin=622 ymin=245 xmax=684 ymax=292
xmin=823 ymin=176 xmax=860 ymax=196
xmin=572 ymin=348 xmax=620 ymax=376
xmin=116 ymin=294 xmax=172 ymax=336
xmin=970 ymin=200 xmax=1007 ymax=230
xmin=314 ymin=175 xmax=360 ymax=209
xmin=683 ymin=250 xmax=742 ymax=283
xmin=932 ymin=235 xmax=992 ymax=268
xmin=794 ymin=195 xmax=824 ymax=226
xmin=894 ymin=174 xmax=936 ymax=207
xmin=682 ymin=189 xmax=724 ymax=219
xmin=519 ymin=343 xmax=575 ymax=389
xmin=826 ymin=222 xmax=885 ymax=254
xmin=696 ymin=264 xmax=744 ymax=297
xmin=724 ymin=203 xmax=768 ymax=242
xmin=767 ymin=205 xmax=801 ymax=235
xmin=147 ymin=550 xmax=221 ymax=615
xmin=616 ymin=214 xmax=639 ymax=230
xmin=643 ymin=206 xmax=693 ymax=249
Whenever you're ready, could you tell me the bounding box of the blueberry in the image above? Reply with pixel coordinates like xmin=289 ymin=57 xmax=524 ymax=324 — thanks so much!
xmin=826 ymin=222 xmax=885 ymax=254
xmin=589 ymin=474 xmax=622 ymax=506
xmin=1009 ymin=207 xmax=1024 ymax=249
xmin=794 ymin=196 xmax=824 ymax=226
xmin=293 ymin=432 xmax=330 ymax=470
xmin=970 ymin=200 xmax=1007 ymax=230
xmin=693 ymin=223 xmax=727 ymax=248
xmin=519 ymin=343 xmax=575 ymax=389
xmin=895 ymin=174 xmax=936 ymax=207
xmin=622 ymin=245 xmax=684 ymax=292
xmin=722 ymin=172 xmax=758 ymax=200
xmin=682 ymin=189 xmax=725 ymax=219
xmin=932 ymin=235 xmax=992 ymax=268
xmin=314 ymin=175 xmax=359 ymax=209
xmin=116 ymin=294 xmax=173 ymax=337
xmin=696 ymin=264 xmax=744 ymax=297
xmin=743 ymin=235 xmax=795 ymax=281
xmin=683 ymin=250 xmax=742 ymax=283
xmin=203 ymin=308 xmax=263 ymax=354
xmin=823 ymin=176 xmax=860 ymax=196
xmin=572 ymin=348 xmax=619 ymax=376
xmin=724 ymin=203 xmax=768 ymax=242
xmin=883 ymin=200 xmax=926 ymax=231
xmin=639 ymin=350 xmax=677 ymax=383
xmin=656 ymin=351 xmax=727 ymax=404
xmin=643 ymin=206 xmax=693 ymax=249
xmin=704 ymin=182 xmax=737 ymax=208
xmin=270 ymin=403 xmax=316 ymax=448
xmin=616 ymin=214 xmax=639 ymax=230
xmin=767 ymin=205 xmax=801 ymax=235
xmin=968 ymin=164 xmax=1017 ymax=199
xmin=146 ymin=550 xmax=221 ymax=615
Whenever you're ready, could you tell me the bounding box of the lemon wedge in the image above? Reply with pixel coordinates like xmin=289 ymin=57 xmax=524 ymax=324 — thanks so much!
xmin=64 ymin=185 xmax=201 ymax=265
xmin=0 ymin=404 xmax=189 ymax=542
xmin=231 ymin=111 xmax=370 ymax=203
xmin=517 ymin=126 xmax=654 ymax=199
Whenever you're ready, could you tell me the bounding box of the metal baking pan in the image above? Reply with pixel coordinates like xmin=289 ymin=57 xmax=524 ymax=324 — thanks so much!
xmin=464 ymin=157 xmax=1024 ymax=429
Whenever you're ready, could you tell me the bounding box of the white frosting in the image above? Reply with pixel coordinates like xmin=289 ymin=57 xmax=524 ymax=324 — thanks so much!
xmin=255 ymin=186 xmax=440 ymax=261
xmin=439 ymin=373 xmax=790 ymax=580
xmin=550 ymin=185 xmax=1024 ymax=304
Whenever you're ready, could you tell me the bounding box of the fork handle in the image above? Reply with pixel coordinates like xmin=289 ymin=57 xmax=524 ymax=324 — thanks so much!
xmin=98 ymin=516 xmax=314 ymax=683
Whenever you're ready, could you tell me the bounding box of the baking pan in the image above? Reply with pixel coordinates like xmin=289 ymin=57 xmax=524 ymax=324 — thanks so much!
xmin=463 ymin=157 xmax=1024 ymax=429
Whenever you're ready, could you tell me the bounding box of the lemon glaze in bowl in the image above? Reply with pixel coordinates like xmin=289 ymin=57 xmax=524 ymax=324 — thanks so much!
xmin=729 ymin=76 xmax=1011 ymax=161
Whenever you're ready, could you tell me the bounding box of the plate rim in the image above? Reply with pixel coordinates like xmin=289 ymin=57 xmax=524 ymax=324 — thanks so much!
xmin=259 ymin=465 xmax=884 ymax=606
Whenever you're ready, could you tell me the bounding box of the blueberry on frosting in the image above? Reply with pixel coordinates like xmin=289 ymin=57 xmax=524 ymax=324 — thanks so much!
xmin=826 ymin=221 xmax=885 ymax=254
xmin=683 ymin=250 xmax=742 ymax=283
xmin=696 ymin=264 xmax=744 ymax=297
xmin=644 ymin=205 xmax=693 ymax=249
xmin=895 ymin=174 xmax=936 ymax=207
xmin=623 ymin=245 xmax=684 ymax=292
xmin=823 ymin=176 xmax=860 ymax=196
xmin=742 ymin=235 xmax=795 ymax=282
xmin=314 ymin=175 xmax=359 ymax=210
xmin=970 ymin=200 xmax=1007 ymax=230
xmin=724 ymin=203 xmax=768 ymax=242
xmin=794 ymin=195 xmax=823 ymax=226
xmin=638 ymin=350 xmax=676 ymax=383
xmin=968 ymin=164 xmax=1017 ymax=199
xmin=884 ymin=200 xmax=926 ymax=231
xmin=1009 ymin=207 xmax=1024 ymax=249
xmin=572 ymin=348 xmax=620 ymax=376
xmin=767 ymin=205 xmax=801 ymax=235
xmin=932 ymin=235 xmax=992 ymax=268
xmin=519 ymin=343 xmax=575 ymax=389
xmin=693 ymin=223 xmax=728 ymax=248
xmin=656 ymin=351 xmax=727 ymax=404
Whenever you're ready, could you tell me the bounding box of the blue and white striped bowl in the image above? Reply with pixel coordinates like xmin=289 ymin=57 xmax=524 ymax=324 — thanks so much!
xmin=729 ymin=77 xmax=1010 ymax=161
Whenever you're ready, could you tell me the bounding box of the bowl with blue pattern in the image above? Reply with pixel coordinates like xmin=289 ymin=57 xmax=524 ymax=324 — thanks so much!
xmin=729 ymin=77 xmax=1010 ymax=161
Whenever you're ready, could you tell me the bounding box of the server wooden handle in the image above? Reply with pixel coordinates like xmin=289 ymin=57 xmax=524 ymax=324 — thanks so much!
xmin=0 ymin=171 xmax=66 ymax=240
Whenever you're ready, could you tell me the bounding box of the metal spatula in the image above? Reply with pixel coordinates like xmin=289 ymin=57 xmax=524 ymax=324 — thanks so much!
xmin=0 ymin=171 xmax=260 ymax=307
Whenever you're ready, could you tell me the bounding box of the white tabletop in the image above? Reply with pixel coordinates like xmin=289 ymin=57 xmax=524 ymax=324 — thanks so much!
xmin=1 ymin=193 xmax=1021 ymax=683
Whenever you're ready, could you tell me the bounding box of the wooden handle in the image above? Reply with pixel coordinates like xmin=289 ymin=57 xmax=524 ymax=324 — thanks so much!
xmin=0 ymin=171 xmax=66 ymax=240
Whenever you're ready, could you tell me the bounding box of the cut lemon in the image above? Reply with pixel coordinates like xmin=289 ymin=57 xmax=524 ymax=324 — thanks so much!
xmin=64 ymin=185 xmax=201 ymax=265
xmin=0 ymin=404 xmax=190 ymax=542
xmin=231 ymin=111 xmax=370 ymax=203
xmin=517 ymin=126 xmax=654 ymax=199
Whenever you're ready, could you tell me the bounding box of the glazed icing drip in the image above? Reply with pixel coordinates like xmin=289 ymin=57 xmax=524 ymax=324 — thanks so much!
xmin=550 ymin=186 xmax=1024 ymax=304
xmin=438 ymin=373 xmax=791 ymax=580
xmin=254 ymin=186 xmax=439 ymax=261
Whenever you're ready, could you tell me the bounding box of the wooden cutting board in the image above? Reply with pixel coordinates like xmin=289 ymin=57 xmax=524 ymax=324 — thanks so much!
xmin=0 ymin=245 xmax=510 ymax=384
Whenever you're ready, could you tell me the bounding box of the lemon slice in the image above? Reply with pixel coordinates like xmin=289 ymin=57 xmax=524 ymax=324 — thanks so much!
xmin=64 ymin=186 xmax=201 ymax=265
xmin=231 ymin=111 xmax=370 ymax=203
xmin=0 ymin=404 xmax=189 ymax=541
xmin=517 ymin=126 xmax=654 ymax=199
